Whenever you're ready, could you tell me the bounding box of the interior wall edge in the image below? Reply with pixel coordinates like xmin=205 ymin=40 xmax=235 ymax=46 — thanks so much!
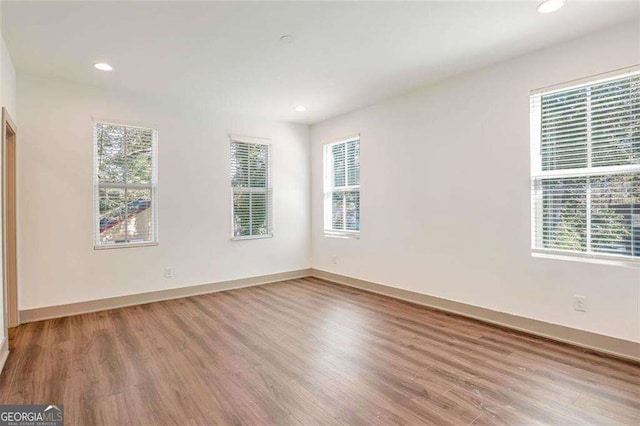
xmin=310 ymin=269 xmax=640 ymax=363
xmin=19 ymin=268 xmax=312 ymax=324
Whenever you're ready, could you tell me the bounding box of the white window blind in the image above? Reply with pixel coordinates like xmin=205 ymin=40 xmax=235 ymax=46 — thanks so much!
xmin=324 ymin=137 xmax=360 ymax=237
xmin=94 ymin=122 xmax=158 ymax=247
xmin=230 ymin=138 xmax=272 ymax=239
xmin=530 ymin=70 xmax=639 ymax=262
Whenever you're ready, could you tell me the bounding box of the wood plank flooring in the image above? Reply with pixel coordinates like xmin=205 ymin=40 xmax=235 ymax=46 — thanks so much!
xmin=0 ymin=277 xmax=638 ymax=425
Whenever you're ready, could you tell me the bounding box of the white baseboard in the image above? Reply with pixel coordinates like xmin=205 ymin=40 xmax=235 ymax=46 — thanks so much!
xmin=310 ymin=269 xmax=640 ymax=363
xmin=20 ymin=268 xmax=312 ymax=324
xmin=16 ymin=267 xmax=639 ymax=363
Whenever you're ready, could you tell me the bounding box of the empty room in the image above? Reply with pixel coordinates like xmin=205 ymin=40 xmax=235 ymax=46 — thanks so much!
xmin=0 ymin=0 xmax=638 ymax=424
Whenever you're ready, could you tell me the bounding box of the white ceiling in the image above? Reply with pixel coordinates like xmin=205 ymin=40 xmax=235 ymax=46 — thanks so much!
xmin=2 ymin=1 xmax=639 ymax=124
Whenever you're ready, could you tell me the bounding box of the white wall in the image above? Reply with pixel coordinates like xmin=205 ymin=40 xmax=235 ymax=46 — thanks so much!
xmin=17 ymin=74 xmax=311 ymax=310
xmin=311 ymin=22 xmax=640 ymax=343
xmin=1 ymin=40 xmax=15 ymax=122
xmin=0 ymin=20 xmax=18 ymax=347
xmin=11 ymin=19 xmax=640 ymax=344
xmin=0 ymin=10 xmax=4 ymax=350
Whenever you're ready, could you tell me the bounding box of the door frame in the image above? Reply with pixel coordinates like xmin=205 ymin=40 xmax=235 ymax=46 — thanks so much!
xmin=2 ymin=107 xmax=18 ymax=328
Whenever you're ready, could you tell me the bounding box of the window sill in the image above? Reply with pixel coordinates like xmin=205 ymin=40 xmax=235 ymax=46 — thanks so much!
xmin=94 ymin=242 xmax=158 ymax=250
xmin=324 ymin=231 xmax=360 ymax=240
xmin=232 ymin=234 xmax=273 ymax=241
xmin=532 ymin=249 xmax=640 ymax=268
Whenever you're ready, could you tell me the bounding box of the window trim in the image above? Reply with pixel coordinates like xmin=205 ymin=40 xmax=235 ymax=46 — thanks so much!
xmin=532 ymin=247 xmax=640 ymax=268
xmin=93 ymin=120 xmax=159 ymax=249
xmin=229 ymin=135 xmax=273 ymax=241
xmin=323 ymin=136 xmax=361 ymax=239
xmin=530 ymin=67 xmax=640 ymax=267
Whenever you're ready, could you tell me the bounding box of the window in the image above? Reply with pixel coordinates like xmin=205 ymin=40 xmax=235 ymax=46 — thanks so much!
xmin=530 ymin=69 xmax=639 ymax=263
xmin=94 ymin=122 xmax=158 ymax=247
xmin=230 ymin=138 xmax=272 ymax=239
xmin=324 ymin=137 xmax=360 ymax=237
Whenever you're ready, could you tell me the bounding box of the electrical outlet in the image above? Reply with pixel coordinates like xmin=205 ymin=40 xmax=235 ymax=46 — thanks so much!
xmin=573 ymin=295 xmax=586 ymax=312
xmin=164 ymin=268 xmax=173 ymax=278
xmin=332 ymin=255 xmax=338 ymax=265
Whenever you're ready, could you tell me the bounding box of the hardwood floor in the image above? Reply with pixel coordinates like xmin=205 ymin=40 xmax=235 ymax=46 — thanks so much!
xmin=1 ymin=277 xmax=638 ymax=425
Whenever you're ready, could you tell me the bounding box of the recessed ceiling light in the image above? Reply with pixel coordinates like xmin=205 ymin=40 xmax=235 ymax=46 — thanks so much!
xmin=537 ymin=0 xmax=565 ymax=14
xmin=280 ymin=35 xmax=295 ymax=44
xmin=295 ymin=105 xmax=306 ymax=112
xmin=94 ymin=63 xmax=113 ymax=71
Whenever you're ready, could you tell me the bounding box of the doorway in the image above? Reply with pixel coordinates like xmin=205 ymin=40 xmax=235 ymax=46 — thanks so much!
xmin=3 ymin=108 xmax=17 ymax=328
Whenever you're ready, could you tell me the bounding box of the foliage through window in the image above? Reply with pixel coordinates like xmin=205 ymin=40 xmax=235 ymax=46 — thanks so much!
xmin=95 ymin=122 xmax=157 ymax=247
xmin=324 ymin=138 xmax=360 ymax=236
xmin=530 ymin=70 xmax=639 ymax=261
xmin=230 ymin=139 xmax=272 ymax=239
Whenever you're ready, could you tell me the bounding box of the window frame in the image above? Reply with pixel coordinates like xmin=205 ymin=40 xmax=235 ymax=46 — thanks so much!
xmin=93 ymin=120 xmax=159 ymax=250
xmin=530 ymin=66 xmax=640 ymax=267
xmin=230 ymin=135 xmax=273 ymax=241
xmin=323 ymin=136 xmax=361 ymax=239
